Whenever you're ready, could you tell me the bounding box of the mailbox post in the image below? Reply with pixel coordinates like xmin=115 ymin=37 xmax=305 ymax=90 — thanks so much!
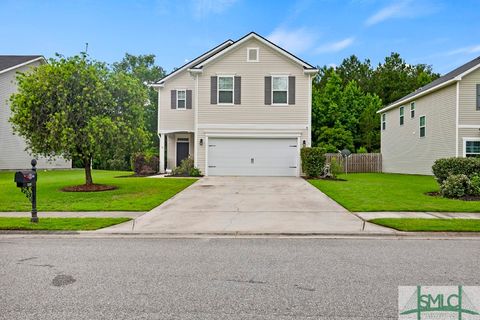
xmin=13 ymin=159 xmax=38 ymax=223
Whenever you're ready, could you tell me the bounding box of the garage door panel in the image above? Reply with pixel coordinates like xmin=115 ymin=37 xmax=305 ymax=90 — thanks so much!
xmin=207 ymin=137 xmax=298 ymax=176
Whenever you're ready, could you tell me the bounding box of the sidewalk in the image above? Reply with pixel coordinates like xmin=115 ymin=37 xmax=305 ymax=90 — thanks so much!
xmin=355 ymin=212 xmax=480 ymax=220
xmin=0 ymin=212 xmax=144 ymax=218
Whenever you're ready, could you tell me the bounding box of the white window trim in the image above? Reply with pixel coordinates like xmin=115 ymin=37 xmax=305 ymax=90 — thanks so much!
xmin=399 ymin=106 xmax=405 ymax=126
xmin=176 ymin=89 xmax=187 ymax=110
xmin=271 ymin=75 xmax=289 ymax=106
xmin=410 ymin=102 xmax=415 ymax=118
xmin=419 ymin=115 xmax=426 ymax=138
xmin=246 ymin=47 xmax=259 ymax=62
xmin=217 ymin=75 xmax=235 ymax=105
xmin=463 ymin=137 xmax=480 ymax=157
xmin=381 ymin=113 xmax=386 ymax=130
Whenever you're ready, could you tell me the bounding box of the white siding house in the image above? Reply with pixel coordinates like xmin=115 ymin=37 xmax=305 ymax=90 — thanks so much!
xmin=0 ymin=56 xmax=71 ymax=170
xmin=379 ymin=56 xmax=480 ymax=175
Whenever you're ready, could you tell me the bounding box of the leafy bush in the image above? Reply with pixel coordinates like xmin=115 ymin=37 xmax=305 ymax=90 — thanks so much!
xmin=470 ymin=174 xmax=480 ymax=196
xmin=440 ymin=174 xmax=471 ymax=198
xmin=107 ymin=159 xmax=129 ymax=171
xmin=132 ymin=153 xmax=159 ymax=176
xmin=171 ymin=157 xmax=202 ymax=177
xmin=329 ymin=157 xmax=343 ymax=178
xmin=357 ymin=146 xmax=368 ymax=153
xmin=432 ymin=157 xmax=480 ymax=184
xmin=301 ymin=147 xmax=326 ymax=178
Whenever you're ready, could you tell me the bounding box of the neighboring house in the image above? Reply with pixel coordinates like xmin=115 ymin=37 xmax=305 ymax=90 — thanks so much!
xmin=0 ymin=55 xmax=71 ymax=170
xmin=378 ymin=56 xmax=480 ymax=175
xmin=152 ymin=32 xmax=318 ymax=176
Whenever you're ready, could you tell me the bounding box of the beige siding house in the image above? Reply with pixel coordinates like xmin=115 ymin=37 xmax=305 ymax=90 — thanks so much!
xmin=379 ymin=56 xmax=480 ymax=175
xmin=0 ymin=56 xmax=71 ymax=170
xmin=152 ymin=32 xmax=317 ymax=176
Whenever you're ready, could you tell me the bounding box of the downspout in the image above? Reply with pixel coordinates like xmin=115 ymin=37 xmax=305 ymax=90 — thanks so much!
xmin=194 ymin=73 xmax=199 ymax=167
xmin=456 ymin=81 xmax=459 ymax=157
xmin=308 ymin=74 xmax=312 ymax=146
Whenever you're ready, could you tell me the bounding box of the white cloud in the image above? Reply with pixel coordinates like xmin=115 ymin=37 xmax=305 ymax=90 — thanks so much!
xmin=191 ymin=0 xmax=238 ymax=19
xmin=315 ymin=37 xmax=355 ymax=54
xmin=446 ymin=45 xmax=480 ymax=56
xmin=267 ymin=27 xmax=317 ymax=54
xmin=364 ymin=0 xmax=437 ymax=26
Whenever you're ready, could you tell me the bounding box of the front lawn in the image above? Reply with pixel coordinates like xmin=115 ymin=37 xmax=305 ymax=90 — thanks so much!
xmin=0 ymin=170 xmax=197 ymax=211
xmin=370 ymin=218 xmax=480 ymax=232
xmin=0 ymin=217 xmax=131 ymax=230
xmin=309 ymin=173 xmax=480 ymax=212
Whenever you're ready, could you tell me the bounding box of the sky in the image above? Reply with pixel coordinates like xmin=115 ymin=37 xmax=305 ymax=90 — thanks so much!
xmin=1 ymin=0 xmax=479 ymax=74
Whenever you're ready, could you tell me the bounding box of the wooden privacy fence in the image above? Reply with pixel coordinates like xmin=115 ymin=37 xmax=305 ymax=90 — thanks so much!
xmin=325 ymin=153 xmax=382 ymax=173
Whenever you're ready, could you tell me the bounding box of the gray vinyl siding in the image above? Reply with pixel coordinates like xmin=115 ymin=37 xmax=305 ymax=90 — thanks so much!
xmin=381 ymin=84 xmax=457 ymax=175
xmin=0 ymin=62 xmax=71 ymax=170
xmin=458 ymin=68 xmax=480 ymax=125
xmin=158 ymin=71 xmax=195 ymax=131
xmin=458 ymin=128 xmax=480 ymax=157
xmin=197 ymin=38 xmax=309 ymax=125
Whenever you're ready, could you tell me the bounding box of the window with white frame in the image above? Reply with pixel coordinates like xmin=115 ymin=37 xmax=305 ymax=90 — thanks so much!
xmin=419 ymin=116 xmax=426 ymax=137
xmin=218 ymin=76 xmax=234 ymax=104
xmin=177 ymin=90 xmax=186 ymax=109
xmin=410 ymin=102 xmax=415 ymax=118
xmin=465 ymin=140 xmax=480 ymax=157
xmin=272 ymin=76 xmax=288 ymax=104
xmin=247 ymin=48 xmax=259 ymax=62
xmin=382 ymin=113 xmax=386 ymax=130
xmin=400 ymin=106 xmax=405 ymax=125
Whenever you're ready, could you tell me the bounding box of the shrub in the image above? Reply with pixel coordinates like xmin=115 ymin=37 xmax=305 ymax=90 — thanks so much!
xmin=329 ymin=157 xmax=343 ymax=178
xmin=132 ymin=153 xmax=159 ymax=176
xmin=470 ymin=174 xmax=480 ymax=196
xmin=440 ymin=174 xmax=471 ymax=198
xmin=301 ymin=147 xmax=326 ymax=178
xmin=357 ymin=146 xmax=368 ymax=154
xmin=171 ymin=157 xmax=202 ymax=177
xmin=432 ymin=157 xmax=480 ymax=184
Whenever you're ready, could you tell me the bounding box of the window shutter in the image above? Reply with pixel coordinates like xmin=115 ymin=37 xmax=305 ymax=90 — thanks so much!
xmin=264 ymin=76 xmax=271 ymax=105
xmin=171 ymin=90 xmax=177 ymax=109
xmin=234 ymin=76 xmax=241 ymax=105
xmin=477 ymin=84 xmax=480 ymax=110
xmin=288 ymin=76 xmax=295 ymax=105
xmin=186 ymin=90 xmax=192 ymax=109
xmin=210 ymin=76 xmax=217 ymax=104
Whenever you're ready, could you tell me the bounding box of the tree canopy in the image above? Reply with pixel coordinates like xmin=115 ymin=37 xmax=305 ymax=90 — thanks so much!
xmin=10 ymin=54 xmax=149 ymax=186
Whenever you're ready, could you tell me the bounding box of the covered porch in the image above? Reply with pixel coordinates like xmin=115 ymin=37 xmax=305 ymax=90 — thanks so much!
xmin=158 ymin=131 xmax=195 ymax=173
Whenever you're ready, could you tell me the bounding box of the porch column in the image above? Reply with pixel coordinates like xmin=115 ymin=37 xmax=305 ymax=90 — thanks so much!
xmin=159 ymin=133 xmax=165 ymax=173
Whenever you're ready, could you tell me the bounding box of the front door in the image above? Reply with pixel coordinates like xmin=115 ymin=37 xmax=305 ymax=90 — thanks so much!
xmin=176 ymin=140 xmax=189 ymax=166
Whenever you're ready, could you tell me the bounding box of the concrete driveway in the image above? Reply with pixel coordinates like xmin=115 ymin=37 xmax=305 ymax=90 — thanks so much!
xmin=103 ymin=176 xmax=388 ymax=234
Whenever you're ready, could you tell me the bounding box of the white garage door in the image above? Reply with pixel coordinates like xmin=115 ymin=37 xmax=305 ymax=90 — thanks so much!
xmin=207 ymin=137 xmax=298 ymax=176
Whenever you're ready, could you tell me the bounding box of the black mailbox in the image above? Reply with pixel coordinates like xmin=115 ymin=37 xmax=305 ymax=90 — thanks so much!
xmin=14 ymin=170 xmax=36 ymax=188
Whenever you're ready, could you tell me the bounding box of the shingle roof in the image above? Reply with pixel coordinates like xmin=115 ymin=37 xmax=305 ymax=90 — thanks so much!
xmin=0 ymin=55 xmax=43 ymax=72
xmin=380 ymin=55 xmax=480 ymax=112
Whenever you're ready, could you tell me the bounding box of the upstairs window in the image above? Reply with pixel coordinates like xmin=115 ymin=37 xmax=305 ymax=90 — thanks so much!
xmin=477 ymin=84 xmax=480 ymax=110
xmin=177 ymin=90 xmax=186 ymax=109
xmin=465 ymin=140 xmax=480 ymax=157
xmin=272 ymin=76 xmax=288 ymax=104
xmin=419 ymin=116 xmax=426 ymax=137
xmin=247 ymin=48 xmax=259 ymax=62
xmin=218 ymin=76 xmax=234 ymax=104
xmin=399 ymin=106 xmax=405 ymax=126
xmin=410 ymin=102 xmax=415 ymax=118
xmin=382 ymin=113 xmax=386 ymax=130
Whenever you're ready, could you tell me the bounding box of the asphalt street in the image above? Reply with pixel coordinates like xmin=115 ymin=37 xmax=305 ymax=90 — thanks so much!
xmin=0 ymin=237 xmax=479 ymax=319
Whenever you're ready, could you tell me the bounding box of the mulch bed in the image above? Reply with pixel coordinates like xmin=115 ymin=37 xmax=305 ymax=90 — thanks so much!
xmin=425 ymin=191 xmax=480 ymax=201
xmin=62 ymin=184 xmax=118 ymax=192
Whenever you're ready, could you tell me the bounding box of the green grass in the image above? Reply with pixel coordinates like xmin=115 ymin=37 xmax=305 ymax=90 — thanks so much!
xmin=0 ymin=170 xmax=197 ymax=212
xmin=308 ymin=173 xmax=480 ymax=212
xmin=0 ymin=217 xmax=131 ymax=230
xmin=370 ymin=218 xmax=480 ymax=232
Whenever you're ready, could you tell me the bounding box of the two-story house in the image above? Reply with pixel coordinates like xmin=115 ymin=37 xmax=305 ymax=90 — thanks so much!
xmin=0 ymin=56 xmax=71 ymax=170
xmin=152 ymin=32 xmax=318 ymax=176
xmin=378 ymin=56 xmax=480 ymax=175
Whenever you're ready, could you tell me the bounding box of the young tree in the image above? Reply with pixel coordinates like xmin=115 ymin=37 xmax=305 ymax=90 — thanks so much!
xmin=10 ymin=54 xmax=149 ymax=186
xmin=113 ymin=54 xmax=165 ymax=149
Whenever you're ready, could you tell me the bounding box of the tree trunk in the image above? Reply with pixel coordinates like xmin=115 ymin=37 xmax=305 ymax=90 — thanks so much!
xmin=84 ymin=157 xmax=93 ymax=185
